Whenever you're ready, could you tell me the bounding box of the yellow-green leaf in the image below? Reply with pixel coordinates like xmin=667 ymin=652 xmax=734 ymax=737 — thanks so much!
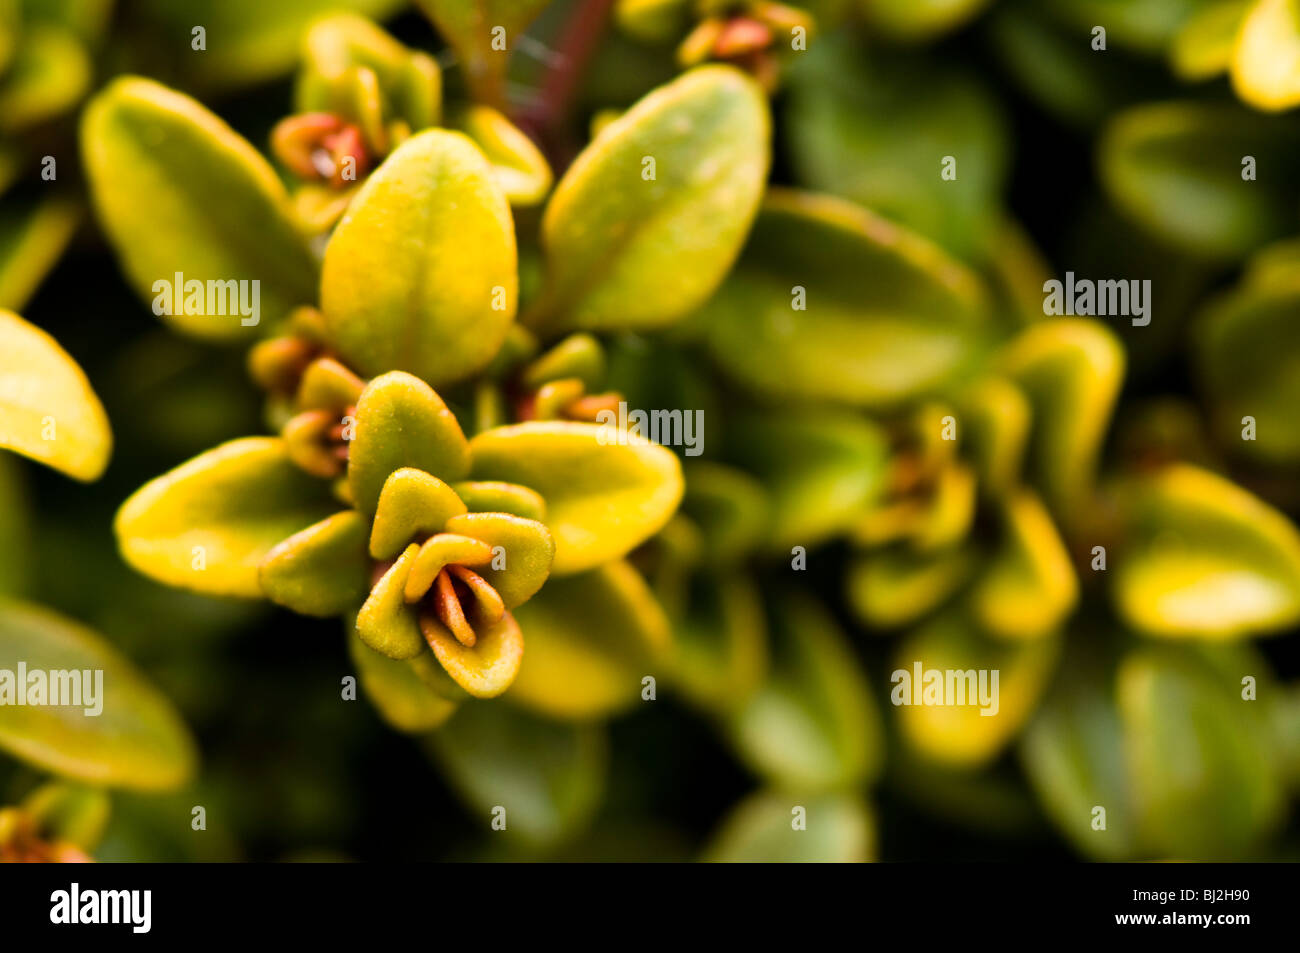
xmin=703 ymin=790 xmax=875 ymax=862
xmin=115 ymin=437 xmax=339 ymax=597
xmin=0 ymin=309 xmax=111 ymax=481
xmin=426 ymin=699 xmax=606 ymax=848
xmin=423 ymin=610 xmax=524 ymax=698
xmin=970 ymin=491 xmax=1078 ymax=641
xmin=414 ymin=0 xmax=549 ymax=104
xmin=530 ymin=65 xmax=769 ymax=334
xmin=81 ymin=77 xmax=318 ymax=339
xmin=1231 ymin=0 xmax=1300 ymax=111
xmin=1171 ymin=0 xmax=1251 ymax=80
xmin=259 ymin=511 xmax=370 ymax=616
xmin=998 ymin=318 xmax=1124 ymax=520
xmin=348 ymin=372 xmax=472 ymax=515
xmin=0 ymin=600 xmax=196 ymax=790
xmin=320 ymin=129 xmax=517 ymax=386
xmin=509 ymin=561 xmax=671 ymax=719
xmin=0 ymin=23 xmax=89 ymax=132
xmin=859 ymin=0 xmax=992 ymax=41
xmin=458 ymin=105 xmax=552 ymax=205
xmin=469 ymin=421 xmax=684 ymax=575
xmin=695 ymin=189 xmax=990 ymax=406
xmin=725 ymin=410 xmax=890 ymax=551
xmin=727 ymin=591 xmax=882 ymax=790
xmin=347 ymin=627 xmax=459 ymax=733
xmin=893 ymin=611 xmax=1061 ymax=768
xmin=1112 ymin=464 xmax=1300 ymax=638
xmin=370 ymin=468 xmax=468 ymax=560
xmin=445 ymin=511 xmax=554 ymax=609
xmin=847 ymin=545 xmax=976 ymax=630
xmin=0 ymin=198 xmax=80 ymax=311
xmin=451 ymin=481 xmax=546 ymax=522
xmin=1119 ymin=646 xmax=1284 ymax=858
xmin=135 ymin=0 xmax=406 ymax=91
xmin=355 ymin=543 xmax=423 ymax=659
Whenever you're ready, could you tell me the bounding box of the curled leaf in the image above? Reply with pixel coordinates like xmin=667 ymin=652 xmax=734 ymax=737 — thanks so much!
xmin=369 ymin=468 xmax=468 ymax=560
xmin=970 ymin=491 xmax=1078 ymax=641
xmin=444 ymin=512 xmax=554 ymax=609
xmin=458 ymin=105 xmax=552 ymax=205
xmin=998 ymin=318 xmax=1124 ymax=520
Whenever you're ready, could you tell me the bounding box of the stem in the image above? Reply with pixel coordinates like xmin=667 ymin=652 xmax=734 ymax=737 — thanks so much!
xmin=514 ymin=0 xmax=615 ymax=171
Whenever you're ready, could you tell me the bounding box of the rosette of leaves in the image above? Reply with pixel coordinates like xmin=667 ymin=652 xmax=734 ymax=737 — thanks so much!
xmin=85 ymin=48 xmax=769 ymax=848
xmin=114 ymin=365 xmax=683 ymax=715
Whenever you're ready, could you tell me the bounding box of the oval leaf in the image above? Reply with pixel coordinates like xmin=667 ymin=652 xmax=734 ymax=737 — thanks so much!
xmin=258 ymin=510 xmax=369 ymax=617
xmin=469 ymin=421 xmax=684 ymax=575
xmin=348 ymin=372 xmax=472 ymax=515
xmin=530 ymin=65 xmax=769 ymax=333
xmin=727 ymin=591 xmax=882 ymax=791
xmin=1195 ymin=282 xmax=1300 ymax=464
xmin=320 ymin=129 xmax=517 ymax=387
xmin=893 ymin=611 xmax=1061 ymax=768
xmin=115 ymin=437 xmax=340 ymax=597
xmin=347 ymin=626 xmax=459 ymax=733
xmin=702 ymin=790 xmax=875 ymax=863
xmin=1099 ymin=102 xmax=1300 ymax=259
xmin=0 ymin=600 xmax=196 ymax=790
xmin=509 ymin=561 xmax=671 ymax=719
xmin=1232 ymin=0 xmax=1300 ymax=111
xmin=426 ymin=699 xmax=607 ymax=848
xmin=0 ymin=309 xmax=111 ymax=481
xmin=1119 ymin=646 xmax=1285 ymax=858
xmin=81 ymin=77 xmax=318 ymax=339
xmin=1112 ymin=464 xmax=1300 ymax=638
xmin=694 ymin=189 xmax=989 ymax=406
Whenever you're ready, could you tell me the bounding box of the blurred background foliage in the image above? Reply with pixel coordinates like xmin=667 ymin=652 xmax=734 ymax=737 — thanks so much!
xmin=3 ymin=0 xmax=1300 ymax=861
